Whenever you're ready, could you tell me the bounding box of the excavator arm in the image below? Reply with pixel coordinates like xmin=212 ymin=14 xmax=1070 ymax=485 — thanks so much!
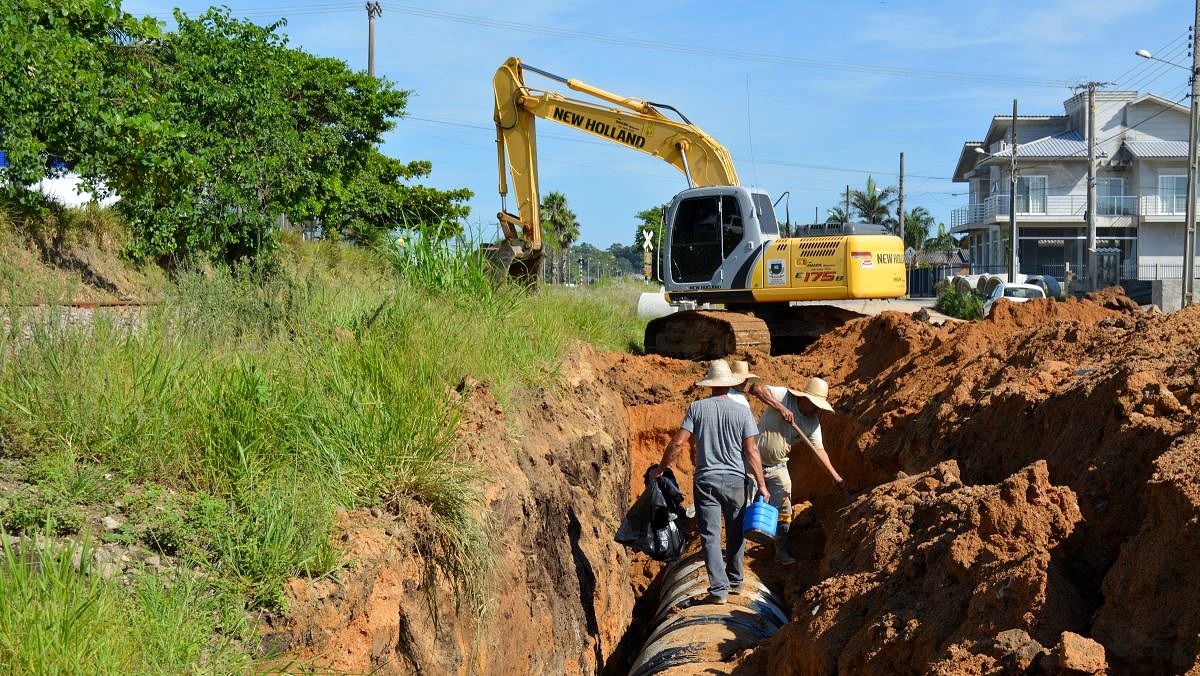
xmin=492 ymin=56 xmax=739 ymax=280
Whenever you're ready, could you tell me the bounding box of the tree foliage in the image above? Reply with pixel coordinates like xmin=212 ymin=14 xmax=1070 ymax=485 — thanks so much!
xmin=0 ymin=1 xmax=471 ymax=265
xmin=0 ymin=0 xmax=161 ymax=207
xmin=899 ymin=206 xmax=935 ymax=251
xmin=851 ymin=176 xmax=897 ymax=226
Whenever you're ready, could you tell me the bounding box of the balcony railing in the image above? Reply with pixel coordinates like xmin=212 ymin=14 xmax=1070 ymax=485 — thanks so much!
xmin=951 ymin=194 xmax=1155 ymax=228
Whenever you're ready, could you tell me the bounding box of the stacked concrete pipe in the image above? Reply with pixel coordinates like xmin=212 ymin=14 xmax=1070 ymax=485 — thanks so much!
xmin=628 ymin=551 xmax=788 ymax=675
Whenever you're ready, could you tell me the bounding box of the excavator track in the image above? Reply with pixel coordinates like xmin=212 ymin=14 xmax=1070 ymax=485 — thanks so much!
xmin=644 ymin=304 xmax=871 ymax=360
xmin=644 ymin=310 xmax=771 ymax=360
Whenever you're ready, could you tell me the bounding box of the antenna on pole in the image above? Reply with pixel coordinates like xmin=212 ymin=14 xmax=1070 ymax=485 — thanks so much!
xmin=366 ymin=1 xmax=383 ymax=77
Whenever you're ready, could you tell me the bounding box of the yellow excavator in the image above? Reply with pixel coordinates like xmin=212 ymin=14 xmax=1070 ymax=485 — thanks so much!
xmin=493 ymin=56 xmax=907 ymax=358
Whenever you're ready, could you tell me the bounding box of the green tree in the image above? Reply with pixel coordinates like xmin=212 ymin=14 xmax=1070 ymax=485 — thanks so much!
xmin=633 ymin=205 xmax=666 ymax=250
xmin=632 ymin=204 xmax=666 ymax=280
xmin=0 ymin=0 xmax=161 ymax=210
xmin=0 ymin=1 xmax=471 ymax=265
xmin=825 ymin=206 xmax=849 ymax=224
xmin=606 ymin=243 xmax=639 ymax=275
xmin=925 ymin=222 xmax=958 ymax=256
xmin=850 ymin=176 xmax=897 ymax=226
xmin=540 ymin=191 xmax=579 ymax=283
xmin=899 ymin=206 xmax=935 ymax=251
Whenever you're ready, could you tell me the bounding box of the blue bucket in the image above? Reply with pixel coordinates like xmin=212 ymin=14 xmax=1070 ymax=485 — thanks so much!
xmin=743 ymin=495 xmax=779 ymax=544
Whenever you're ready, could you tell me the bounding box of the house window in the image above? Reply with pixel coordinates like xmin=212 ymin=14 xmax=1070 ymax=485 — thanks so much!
xmin=1097 ymin=178 xmax=1127 ymax=215
xmin=1160 ymin=175 xmax=1187 ymax=214
xmin=1016 ymin=175 xmax=1047 ymax=214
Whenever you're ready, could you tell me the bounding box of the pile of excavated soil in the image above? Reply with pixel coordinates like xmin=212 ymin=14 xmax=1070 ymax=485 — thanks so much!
xmin=599 ymin=290 xmax=1200 ymax=674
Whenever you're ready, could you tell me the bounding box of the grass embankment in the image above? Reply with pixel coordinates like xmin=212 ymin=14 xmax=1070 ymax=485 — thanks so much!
xmin=0 ymin=225 xmax=647 ymax=671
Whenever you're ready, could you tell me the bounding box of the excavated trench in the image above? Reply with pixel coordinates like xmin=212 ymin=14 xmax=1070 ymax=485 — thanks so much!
xmin=270 ymin=291 xmax=1200 ymax=674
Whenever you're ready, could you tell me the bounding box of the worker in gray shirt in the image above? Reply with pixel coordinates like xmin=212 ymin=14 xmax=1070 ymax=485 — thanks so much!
xmin=650 ymin=359 xmax=770 ymax=604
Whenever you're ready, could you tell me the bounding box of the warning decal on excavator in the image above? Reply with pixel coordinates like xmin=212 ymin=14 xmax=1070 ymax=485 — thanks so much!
xmin=767 ymin=258 xmax=786 ymax=286
xmin=852 ymin=250 xmax=874 ymax=269
xmin=552 ymin=107 xmax=647 ymax=148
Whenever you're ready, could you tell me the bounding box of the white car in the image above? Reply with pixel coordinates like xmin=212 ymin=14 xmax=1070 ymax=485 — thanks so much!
xmin=983 ymin=282 xmax=1046 ymax=318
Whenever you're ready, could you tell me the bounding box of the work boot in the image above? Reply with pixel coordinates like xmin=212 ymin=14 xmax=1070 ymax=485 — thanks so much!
xmin=774 ymin=522 xmax=796 ymax=564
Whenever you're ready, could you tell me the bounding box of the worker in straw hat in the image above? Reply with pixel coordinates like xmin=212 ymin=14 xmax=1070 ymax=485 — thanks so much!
xmin=746 ymin=375 xmax=845 ymax=564
xmin=649 ymin=359 xmax=770 ymax=605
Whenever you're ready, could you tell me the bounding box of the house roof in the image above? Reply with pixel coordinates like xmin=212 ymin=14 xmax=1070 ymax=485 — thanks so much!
xmin=987 ymin=131 xmax=1105 ymax=159
xmin=1128 ymin=93 xmax=1189 ymax=113
xmin=953 ymin=142 xmax=984 ymax=182
xmin=905 ymin=247 xmax=969 ymax=267
xmin=1123 ymin=140 xmax=1188 ymax=158
xmin=982 ymin=115 xmax=1068 ymax=146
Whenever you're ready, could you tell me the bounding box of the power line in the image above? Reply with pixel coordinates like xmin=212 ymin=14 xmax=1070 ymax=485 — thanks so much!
xmin=136 ymin=2 xmax=1075 ymax=89
xmin=1110 ymin=30 xmax=1189 ymax=87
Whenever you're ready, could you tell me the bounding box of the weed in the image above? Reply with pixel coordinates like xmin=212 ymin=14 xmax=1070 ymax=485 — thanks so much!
xmin=0 ymin=489 xmax=84 ymax=536
xmin=0 ymin=529 xmax=251 ymax=673
xmin=935 ymin=288 xmax=985 ymax=320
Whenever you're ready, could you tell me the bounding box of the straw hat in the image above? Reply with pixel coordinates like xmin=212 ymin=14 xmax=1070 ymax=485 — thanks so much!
xmin=788 ymin=377 xmax=834 ymax=411
xmin=695 ymin=359 xmax=746 ymax=388
xmin=729 ymin=360 xmax=760 ymax=387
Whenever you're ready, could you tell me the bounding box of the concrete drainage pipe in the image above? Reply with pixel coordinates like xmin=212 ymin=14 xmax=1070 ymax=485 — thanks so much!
xmin=628 ymin=551 xmax=788 ymax=675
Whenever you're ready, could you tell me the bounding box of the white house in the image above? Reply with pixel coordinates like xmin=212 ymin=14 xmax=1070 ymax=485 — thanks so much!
xmin=952 ymin=91 xmax=1195 ymax=302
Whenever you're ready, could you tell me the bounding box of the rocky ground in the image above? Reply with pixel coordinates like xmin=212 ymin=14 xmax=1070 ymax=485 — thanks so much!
xmin=272 ymin=288 xmax=1200 ymax=675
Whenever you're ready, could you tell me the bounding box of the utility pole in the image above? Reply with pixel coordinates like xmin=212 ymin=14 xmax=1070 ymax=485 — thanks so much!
xmin=844 ymin=185 xmax=850 ymax=224
xmin=1009 ymin=99 xmax=1019 ymax=282
xmin=366 ymin=1 xmax=382 ymax=77
xmin=1087 ymin=83 xmax=1099 ymax=291
xmin=898 ymin=151 xmax=906 ymax=248
xmin=1185 ymin=5 xmax=1200 ymax=306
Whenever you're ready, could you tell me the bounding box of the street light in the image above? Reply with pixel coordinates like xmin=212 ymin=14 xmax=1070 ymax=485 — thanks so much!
xmin=976 ymin=140 xmax=1019 ymax=282
xmin=1137 ymin=43 xmax=1199 ymax=307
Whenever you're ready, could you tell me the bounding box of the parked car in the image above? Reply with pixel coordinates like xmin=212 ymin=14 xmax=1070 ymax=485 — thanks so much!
xmin=983 ymin=282 xmax=1046 ymax=318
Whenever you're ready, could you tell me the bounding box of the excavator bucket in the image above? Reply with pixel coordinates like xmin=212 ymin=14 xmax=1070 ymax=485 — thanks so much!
xmin=483 ymin=240 xmax=545 ymax=286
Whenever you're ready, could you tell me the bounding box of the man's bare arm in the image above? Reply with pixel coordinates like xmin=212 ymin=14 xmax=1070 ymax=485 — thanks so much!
xmin=789 ymin=426 xmax=845 ymax=486
xmin=743 ymin=435 xmax=771 ymax=503
xmin=647 ymin=428 xmax=691 ymax=480
xmin=749 ymin=382 xmax=793 ymax=424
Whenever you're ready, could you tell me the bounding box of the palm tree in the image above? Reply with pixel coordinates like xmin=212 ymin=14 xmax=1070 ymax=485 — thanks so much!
xmin=540 ymin=191 xmax=580 ymax=283
xmin=825 ymin=206 xmax=849 ymax=224
xmin=899 ymin=206 xmax=935 ymax=251
xmin=850 ymin=176 xmax=898 ymax=226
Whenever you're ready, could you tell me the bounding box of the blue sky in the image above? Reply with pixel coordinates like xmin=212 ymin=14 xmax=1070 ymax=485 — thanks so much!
xmin=123 ymin=0 xmax=1193 ymax=249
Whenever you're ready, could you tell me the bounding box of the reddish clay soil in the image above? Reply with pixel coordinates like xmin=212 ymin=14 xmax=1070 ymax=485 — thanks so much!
xmin=270 ymin=288 xmax=1200 ymax=675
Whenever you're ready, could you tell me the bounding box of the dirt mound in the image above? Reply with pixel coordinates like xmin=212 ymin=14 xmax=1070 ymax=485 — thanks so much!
xmin=745 ymin=293 xmax=1200 ymax=672
xmin=767 ymin=460 xmax=1090 ymax=674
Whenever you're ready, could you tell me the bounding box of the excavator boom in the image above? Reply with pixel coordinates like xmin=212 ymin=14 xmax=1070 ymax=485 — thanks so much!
xmin=492 ymin=56 xmax=737 ymax=280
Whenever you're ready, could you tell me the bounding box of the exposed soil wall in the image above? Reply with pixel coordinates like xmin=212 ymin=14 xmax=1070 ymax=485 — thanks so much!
xmin=265 ymin=346 xmax=643 ymax=674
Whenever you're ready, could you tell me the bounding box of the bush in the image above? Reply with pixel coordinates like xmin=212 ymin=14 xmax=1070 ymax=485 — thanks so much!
xmin=935 ymin=289 xmax=985 ymax=320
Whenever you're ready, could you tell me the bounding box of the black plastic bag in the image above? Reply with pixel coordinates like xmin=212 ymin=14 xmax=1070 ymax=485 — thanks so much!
xmin=615 ymin=465 xmax=689 ymax=561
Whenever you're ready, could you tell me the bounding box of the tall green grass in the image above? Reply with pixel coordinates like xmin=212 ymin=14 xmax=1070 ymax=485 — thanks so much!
xmin=0 ymin=531 xmax=250 ymax=673
xmin=0 ymin=229 xmax=649 ymax=663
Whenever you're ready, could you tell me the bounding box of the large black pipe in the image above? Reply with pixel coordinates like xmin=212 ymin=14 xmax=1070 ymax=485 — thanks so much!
xmin=628 ymin=551 xmax=787 ymax=675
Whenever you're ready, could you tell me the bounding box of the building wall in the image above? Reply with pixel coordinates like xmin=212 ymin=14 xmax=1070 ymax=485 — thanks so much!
xmin=1126 ymin=105 xmax=1189 ymax=143
xmin=1140 ymin=222 xmax=1184 ymax=264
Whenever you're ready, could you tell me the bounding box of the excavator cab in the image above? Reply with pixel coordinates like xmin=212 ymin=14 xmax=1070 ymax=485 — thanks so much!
xmin=663 ymin=186 xmax=779 ymax=296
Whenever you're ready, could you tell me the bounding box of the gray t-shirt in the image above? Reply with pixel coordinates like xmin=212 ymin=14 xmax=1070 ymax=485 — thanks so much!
xmin=681 ymin=395 xmax=759 ymax=478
